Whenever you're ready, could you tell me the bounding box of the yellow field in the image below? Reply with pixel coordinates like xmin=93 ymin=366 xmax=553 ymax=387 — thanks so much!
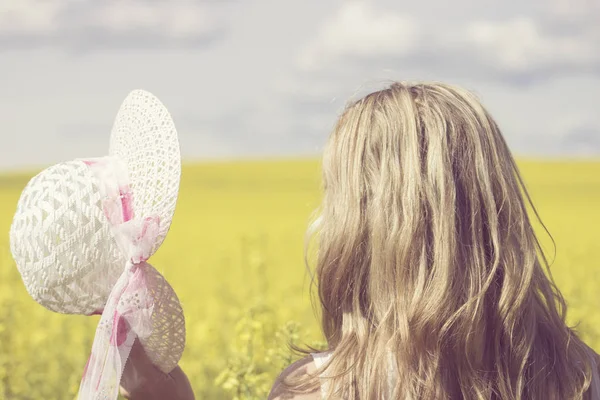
xmin=0 ymin=159 xmax=599 ymax=399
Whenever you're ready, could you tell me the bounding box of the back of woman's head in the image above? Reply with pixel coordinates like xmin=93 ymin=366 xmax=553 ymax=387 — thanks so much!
xmin=305 ymin=82 xmax=596 ymax=399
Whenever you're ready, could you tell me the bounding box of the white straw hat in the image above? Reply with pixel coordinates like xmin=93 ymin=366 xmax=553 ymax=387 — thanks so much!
xmin=9 ymin=90 xmax=186 ymax=400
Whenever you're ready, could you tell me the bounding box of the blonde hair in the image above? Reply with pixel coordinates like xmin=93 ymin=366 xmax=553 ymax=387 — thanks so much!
xmin=290 ymin=82 xmax=598 ymax=399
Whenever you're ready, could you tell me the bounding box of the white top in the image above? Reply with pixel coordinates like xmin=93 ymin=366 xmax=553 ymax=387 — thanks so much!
xmin=310 ymin=352 xmax=332 ymax=399
xmin=311 ymin=350 xmax=600 ymax=399
xmin=311 ymin=351 xmax=395 ymax=398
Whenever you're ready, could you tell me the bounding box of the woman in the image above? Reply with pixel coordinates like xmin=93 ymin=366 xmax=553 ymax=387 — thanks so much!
xmin=120 ymin=82 xmax=600 ymax=399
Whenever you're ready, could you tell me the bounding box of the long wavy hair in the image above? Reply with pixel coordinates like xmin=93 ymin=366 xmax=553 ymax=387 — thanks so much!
xmin=289 ymin=82 xmax=598 ymax=399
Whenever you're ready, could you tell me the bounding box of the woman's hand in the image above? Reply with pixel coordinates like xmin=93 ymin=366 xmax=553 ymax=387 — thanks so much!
xmin=119 ymin=339 xmax=195 ymax=400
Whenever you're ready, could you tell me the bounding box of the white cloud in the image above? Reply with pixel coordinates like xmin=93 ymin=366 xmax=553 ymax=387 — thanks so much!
xmin=464 ymin=16 xmax=599 ymax=76
xmin=0 ymin=0 xmax=228 ymax=50
xmin=87 ymin=1 xmax=219 ymax=38
xmin=0 ymin=0 xmax=64 ymax=35
xmin=549 ymin=0 xmax=600 ymax=20
xmin=298 ymin=0 xmax=600 ymax=82
xmin=298 ymin=2 xmax=419 ymax=70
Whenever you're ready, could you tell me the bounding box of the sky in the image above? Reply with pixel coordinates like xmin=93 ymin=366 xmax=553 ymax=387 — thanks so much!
xmin=0 ymin=0 xmax=599 ymax=171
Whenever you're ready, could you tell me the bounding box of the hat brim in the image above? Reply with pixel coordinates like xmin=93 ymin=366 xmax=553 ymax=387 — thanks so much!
xmin=109 ymin=90 xmax=181 ymax=258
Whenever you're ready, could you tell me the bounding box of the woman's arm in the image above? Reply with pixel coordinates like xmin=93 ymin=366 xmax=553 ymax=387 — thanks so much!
xmin=119 ymin=339 xmax=195 ymax=400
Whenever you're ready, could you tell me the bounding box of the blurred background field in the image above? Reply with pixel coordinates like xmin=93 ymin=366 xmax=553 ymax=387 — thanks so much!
xmin=0 ymin=159 xmax=599 ymax=399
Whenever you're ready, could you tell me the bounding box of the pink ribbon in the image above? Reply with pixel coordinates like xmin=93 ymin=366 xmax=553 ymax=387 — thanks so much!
xmin=77 ymin=157 xmax=160 ymax=400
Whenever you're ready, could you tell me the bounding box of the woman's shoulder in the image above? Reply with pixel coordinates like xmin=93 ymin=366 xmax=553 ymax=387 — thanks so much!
xmin=267 ymin=356 xmax=322 ymax=400
xmin=591 ymin=347 xmax=600 ymax=373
